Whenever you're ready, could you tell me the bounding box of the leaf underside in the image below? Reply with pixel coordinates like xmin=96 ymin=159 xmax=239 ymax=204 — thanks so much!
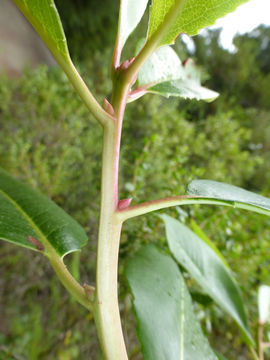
xmin=118 ymin=0 xmax=149 ymax=49
xmin=137 ymin=46 xmax=218 ymax=102
xmin=0 ymin=168 xmax=87 ymax=258
xmin=161 ymin=215 xmax=253 ymax=344
xmin=126 ymin=245 xmax=218 ymax=360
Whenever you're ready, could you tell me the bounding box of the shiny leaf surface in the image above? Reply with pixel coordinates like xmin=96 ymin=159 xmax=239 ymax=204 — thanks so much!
xmin=0 ymin=168 xmax=87 ymax=258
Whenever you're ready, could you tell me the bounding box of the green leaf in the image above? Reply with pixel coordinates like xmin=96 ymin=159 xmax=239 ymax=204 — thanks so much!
xmin=136 ymin=55 xmax=218 ymax=102
xmin=12 ymin=0 xmax=70 ymax=61
xmin=0 ymin=168 xmax=87 ymax=258
xmin=126 ymin=244 xmax=218 ymax=360
xmin=118 ymin=0 xmax=149 ymax=50
xmin=161 ymin=214 xmax=253 ymax=345
xmin=148 ymin=59 xmax=219 ymax=101
xmin=187 ymin=180 xmax=270 ymax=216
xmin=190 ymin=219 xmax=230 ymax=269
xmin=148 ymin=0 xmax=250 ymax=47
xmin=137 ymin=45 xmax=183 ymax=86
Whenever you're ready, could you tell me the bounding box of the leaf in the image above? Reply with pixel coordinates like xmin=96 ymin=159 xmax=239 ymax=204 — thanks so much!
xmin=136 ymin=52 xmax=218 ymax=102
xmin=161 ymin=215 xmax=253 ymax=344
xmin=126 ymin=244 xmax=218 ymax=360
xmin=148 ymin=58 xmax=219 ymax=101
xmin=258 ymin=285 xmax=270 ymax=324
xmin=190 ymin=219 xmax=229 ymax=269
xmin=12 ymin=0 xmax=70 ymax=61
xmin=0 ymin=168 xmax=87 ymax=258
xmin=149 ymin=79 xmax=219 ymax=101
xmin=187 ymin=180 xmax=270 ymax=216
xmin=118 ymin=0 xmax=149 ymax=50
xmin=148 ymin=0 xmax=250 ymax=47
xmin=137 ymin=45 xmax=183 ymax=86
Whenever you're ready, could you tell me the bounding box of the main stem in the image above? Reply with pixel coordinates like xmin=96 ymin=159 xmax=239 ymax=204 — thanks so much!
xmin=94 ymin=75 xmax=130 ymax=359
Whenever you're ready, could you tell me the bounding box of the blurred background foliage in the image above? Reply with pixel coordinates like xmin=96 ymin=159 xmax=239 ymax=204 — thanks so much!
xmin=0 ymin=0 xmax=270 ymax=359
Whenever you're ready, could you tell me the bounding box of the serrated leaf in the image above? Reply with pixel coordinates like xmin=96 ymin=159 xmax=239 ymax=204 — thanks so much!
xmin=0 ymin=168 xmax=87 ymax=258
xmin=161 ymin=215 xmax=253 ymax=345
xmin=187 ymin=180 xmax=270 ymax=216
xmin=126 ymin=244 xmax=218 ymax=360
xmin=12 ymin=0 xmax=70 ymax=61
xmin=118 ymin=0 xmax=149 ymax=50
xmin=258 ymin=285 xmax=270 ymax=324
xmin=148 ymin=0 xmax=250 ymax=47
xmin=137 ymin=45 xmax=183 ymax=86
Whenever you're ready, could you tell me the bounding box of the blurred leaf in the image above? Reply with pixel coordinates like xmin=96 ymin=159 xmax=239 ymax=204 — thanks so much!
xmin=13 ymin=0 xmax=70 ymax=61
xmin=147 ymin=0 xmax=250 ymax=47
xmin=118 ymin=0 xmax=149 ymax=50
xmin=0 ymin=168 xmax=87 ymax=258
xmin=161 ymin=215 xmax=253 ymax=345
xmin=215 ymin=351 xmax=229 ymax=360
xmin=187 ymin=180 xmax=270 ymax=216
xmin=258 ymin=285 xmax=270 ymax=324
xmin=126 ymin=244 xmax=218 ymax=360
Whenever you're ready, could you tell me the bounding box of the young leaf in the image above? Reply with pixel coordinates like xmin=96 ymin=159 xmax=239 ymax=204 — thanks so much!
xmin=12 ymin=0 xmax=70 ymax=62
xmin=258 ymin=285 xmax=270 ymax=324
xmin=137 ymin=45 xmax=183 ymax=86
xmin=136 ymin=53 xmax=218 ymax=102
xmin=187 ymin=180 xmax=270 ymax=216
xmin=147 ymin=0 xmax=250 ymax=47
xmin=0 ymin=168 xmax=87 ymax=258
xmin=126 ymin=244 xmax=218 ymax=360
xmin=117 ymin=0 xmax=149 ymax=52
xmin=161 ymin=214 xmax=253 ymax=345
xmin=148 ymin=59 xmax=219 ymax=101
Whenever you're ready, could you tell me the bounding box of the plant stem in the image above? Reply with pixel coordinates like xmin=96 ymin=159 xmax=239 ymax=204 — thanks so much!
xmin=49 ymin=251 xmax=92 ymax=311
xmin=116 ymin=196 xmax=233 ymax=222
xmin=94 ymin=75 xmax=130 ymax=359
xmin=58 ymin=57 xmax=114 ymax=127
xmin=258 ymin=323 xmax=264 ymax=360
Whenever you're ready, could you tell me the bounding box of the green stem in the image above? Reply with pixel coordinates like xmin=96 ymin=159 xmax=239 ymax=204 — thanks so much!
xmin=58 ymin=57 xmax=114 ymax=127
xmin=116 ymin=196 xmax=233 ymax=222
xmin=94 ymin=77 xmax=130 ymax=359
xmin=12 ymin=1 xmax=113 ymax=127
xmin=49 ymin=251 xmax=92 ymax=311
